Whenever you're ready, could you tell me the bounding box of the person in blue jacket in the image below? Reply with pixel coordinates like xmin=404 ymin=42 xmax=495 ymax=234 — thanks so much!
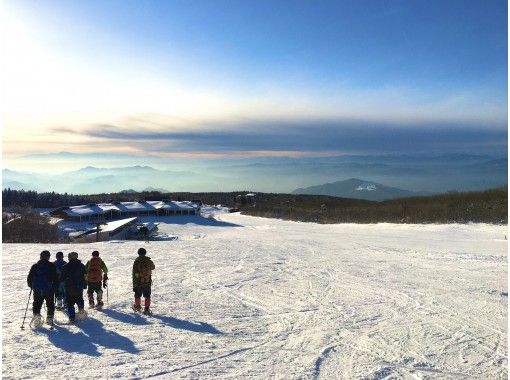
xmin=54 ymin=251 xmax=67 ymax=309
xmin=27 ymin=250 xmax=58 ymax=327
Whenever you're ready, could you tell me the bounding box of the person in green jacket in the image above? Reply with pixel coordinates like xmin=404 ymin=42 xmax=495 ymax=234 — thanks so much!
xmin=132 ymin=247 xmax=155 ymax=315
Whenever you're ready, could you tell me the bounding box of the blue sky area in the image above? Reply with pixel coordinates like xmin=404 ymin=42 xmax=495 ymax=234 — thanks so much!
xmin=2 ymin=0 xmax=508 ymax=181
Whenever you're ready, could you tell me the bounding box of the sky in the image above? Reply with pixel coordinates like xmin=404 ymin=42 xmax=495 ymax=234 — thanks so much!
xmin=1 ymin=0 xmax=508 ymax=177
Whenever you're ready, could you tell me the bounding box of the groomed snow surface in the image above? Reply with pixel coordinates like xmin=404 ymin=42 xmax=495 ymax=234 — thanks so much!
xmin=2 ymin=211 xmax=508 ymax=379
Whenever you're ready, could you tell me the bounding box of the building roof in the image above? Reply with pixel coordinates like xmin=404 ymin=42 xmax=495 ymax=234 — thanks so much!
xmin=102 ymin=217 xmax=138 ymax=233
xmin=51 ymin=200 xmax=200 ymax=218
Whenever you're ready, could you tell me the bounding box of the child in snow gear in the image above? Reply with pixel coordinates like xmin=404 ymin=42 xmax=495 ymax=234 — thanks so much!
xmin=133 ymin=247 xmax=155 ymax=314
xmin=61 ymin=252 xmax=87 ymax=323
xmin=27 ymin=250 xmax=58 ymax=326
xmin=54 ymin=251 xmax=67 ymax=309
xmin=85 ymin=250 xmax=108 ymax=309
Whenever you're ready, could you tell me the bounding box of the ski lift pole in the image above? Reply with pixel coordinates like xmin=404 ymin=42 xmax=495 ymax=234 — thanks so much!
xmin=21 ymin=288 xmax=33 ymax=330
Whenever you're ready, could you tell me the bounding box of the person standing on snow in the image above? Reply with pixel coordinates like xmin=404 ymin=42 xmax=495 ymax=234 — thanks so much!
xmin=27 ymin=250 xmax=58 ymax=327
xmin=132 ymin=247 xmax=155 ymax=315
xmin=61 ymin=252 xmax=87 ymax=323
xmin=54 ymin=251 xmax=67 ymax=309
xmin=85 ymin=250 xmax=108 ymax=309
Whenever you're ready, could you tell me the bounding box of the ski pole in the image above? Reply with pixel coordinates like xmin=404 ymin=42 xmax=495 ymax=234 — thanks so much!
xmin=107 ymin=285 xmax=109 ymax=304
xmin=21 ymin=288 xmax=33 ymax=330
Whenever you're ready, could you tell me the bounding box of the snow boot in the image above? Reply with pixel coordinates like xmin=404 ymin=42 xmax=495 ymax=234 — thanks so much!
xmin=132 ymin=304 xmax=141 ymax=312
xmin=76 ymin=308 xmax=88 ymax=320
xmin=143 ymin=307 xmax=152 ymax=316
xmin=30 ymin=314 xmax=43 ymax=328
xmin=96 ymin=301 xmax=104 ymax=310
xmin=88 ymin=295 xmax=95 ymax=308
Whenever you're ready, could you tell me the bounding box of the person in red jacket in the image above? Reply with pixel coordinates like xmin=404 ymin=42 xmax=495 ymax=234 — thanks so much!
xmin=85 ymin=250 xmax=108 ymax=309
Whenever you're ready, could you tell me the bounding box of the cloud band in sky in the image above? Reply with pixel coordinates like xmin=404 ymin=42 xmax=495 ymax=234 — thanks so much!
xmin=52 ymin=117 xmax=507 ymax=156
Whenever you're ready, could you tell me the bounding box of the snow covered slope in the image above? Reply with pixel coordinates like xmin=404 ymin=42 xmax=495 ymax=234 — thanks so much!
xmin=2 ymin=213 xmax=507 ymax=379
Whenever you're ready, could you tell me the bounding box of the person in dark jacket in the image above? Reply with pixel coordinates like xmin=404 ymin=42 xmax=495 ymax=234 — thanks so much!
xmin=85 ymin=250 xmax=108 ymax=309
xmin=27 ymin=250 xmax=58 ymax=327
xmin=132 ymin=247 xmax=155 ymax=315
xmin=54 ymin=251 xmax=67 ymax=309
xmin=61 ymin=251 xmax=88 ymax=323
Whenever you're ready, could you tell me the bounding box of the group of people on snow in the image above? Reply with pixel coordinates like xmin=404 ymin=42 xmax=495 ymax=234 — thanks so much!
xmin=26 ymin=247 xmax=155 ymax=327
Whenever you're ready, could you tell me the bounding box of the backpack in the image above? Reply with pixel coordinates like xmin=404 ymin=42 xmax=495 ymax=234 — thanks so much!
xmin=87 ymin=257 xmax=103 ymax=283
xmin=135 ymin=257 xmax=153 ymax=285
xmin=32 ymin=262 xmax=53 ymax=293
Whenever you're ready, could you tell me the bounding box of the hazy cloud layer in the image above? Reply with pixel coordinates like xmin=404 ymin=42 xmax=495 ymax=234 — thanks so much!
xmin=54 ymin=117 xmax=508 ymax=156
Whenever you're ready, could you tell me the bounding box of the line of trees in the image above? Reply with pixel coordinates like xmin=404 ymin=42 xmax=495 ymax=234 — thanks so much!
xmin=240 ymin=188 xmax=507 ymax=224
xmin=2 ymin=187 xmax=507 ymax=236
xmin=3 ymin=207 xmax=59 ymax=243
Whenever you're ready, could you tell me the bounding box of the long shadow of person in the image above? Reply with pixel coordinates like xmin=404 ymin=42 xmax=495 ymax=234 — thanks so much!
xmin=102 ymin=309 xmax=150 ymax=326
xmin=75 ymin=318 xmax=140 ymax=354
xmin=40 ymin=325 xmax=101 ymax=357
xmin=151 ymin=315 xmax=223 ymax=335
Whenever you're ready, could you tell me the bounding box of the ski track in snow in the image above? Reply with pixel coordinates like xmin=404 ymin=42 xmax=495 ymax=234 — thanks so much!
xmin=2 ymin=213 xmax=507 ymax=379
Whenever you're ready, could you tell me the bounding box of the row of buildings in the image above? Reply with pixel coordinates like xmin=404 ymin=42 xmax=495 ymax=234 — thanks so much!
xmin=50 ymin=200 xmax=201 ymax=222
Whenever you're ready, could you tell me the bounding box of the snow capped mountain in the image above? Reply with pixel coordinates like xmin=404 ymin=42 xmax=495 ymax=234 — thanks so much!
xmin=293 ymin=178 xmax=425 ymax=201
xmin=355 ymin=184 xmax=377 ymax=191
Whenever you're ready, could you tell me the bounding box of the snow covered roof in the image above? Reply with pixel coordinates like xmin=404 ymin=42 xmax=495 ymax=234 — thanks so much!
xmin=146 ymin=201 xmax=171 ymax=209
xmin=101 ymin=217 xmax=138 ymax=233
xmin=52 ymin=200 xmax=199 ymax=218
xmin=65 ymin=204 xmax=105 ymax=217
xmin=111 ymin=201 xmax=152 ymax=212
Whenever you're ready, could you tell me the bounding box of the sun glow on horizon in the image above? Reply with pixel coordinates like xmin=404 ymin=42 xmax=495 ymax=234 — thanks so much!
xmin=1 ymin=0 xmax=506 ymax=169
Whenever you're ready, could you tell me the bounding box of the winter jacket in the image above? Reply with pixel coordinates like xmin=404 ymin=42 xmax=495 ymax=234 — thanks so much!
xmin=54 ymin=258 xmax=67 ymax=281
xmin=27 ymin=260 xmax=58 ymax=294
xmin=85 ymin=257 xmax=108 ymax=283
xmin=133 ymin=256 xmax=155 ymax=287
xmin=61 ymin=259 xmax=87 ymax=294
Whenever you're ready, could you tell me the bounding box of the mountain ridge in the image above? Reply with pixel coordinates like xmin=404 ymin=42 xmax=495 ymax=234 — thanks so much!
xmin=293 ymin=178 xmax=427 ymax=201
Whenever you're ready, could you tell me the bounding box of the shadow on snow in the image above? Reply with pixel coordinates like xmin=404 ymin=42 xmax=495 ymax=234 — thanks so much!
xmin=42 ymin=309 xmax=221 ymax=355
xmin=76 ymin=318 xmax=140 ymax=354
xmin=40 ymin=326 xmax=101 ymax=357
xmin=151 ymin=315 xmax=223 ymax=335
xmin=102 ymin=309 xmax=150 ymax=326
xmin=41 ymin=317 xmax=139 ymax=356
xmin=139 ymin=215 xmax=242 ymax=228
xmin=104 ymin=308 xmax=223 ymax=335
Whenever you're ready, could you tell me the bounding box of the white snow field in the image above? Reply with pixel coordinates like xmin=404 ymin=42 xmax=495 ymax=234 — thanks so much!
xmin=2 ymin=212 xmax=508 ymax=379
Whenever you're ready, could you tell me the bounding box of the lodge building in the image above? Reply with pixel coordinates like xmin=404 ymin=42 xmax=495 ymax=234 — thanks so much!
xmin=50 ymin=200 xmax=200 ymax=222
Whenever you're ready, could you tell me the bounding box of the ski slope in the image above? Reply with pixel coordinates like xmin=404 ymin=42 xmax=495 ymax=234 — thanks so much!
xmin=2 ymin=211 xmax=508 ymax=379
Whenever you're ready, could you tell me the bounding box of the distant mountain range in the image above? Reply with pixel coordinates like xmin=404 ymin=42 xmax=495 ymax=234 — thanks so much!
xmin=293 ymin=178 xmax=429 ymax=201
xmin=2 ymin=153 xmax=507 ymax=195
xmin=2 ymin=166 xmax=194 ymax=194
